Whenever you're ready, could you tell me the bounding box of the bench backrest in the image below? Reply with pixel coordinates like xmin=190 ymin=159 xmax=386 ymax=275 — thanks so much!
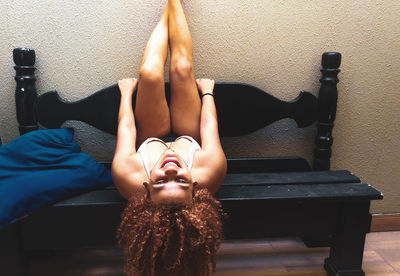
xmin=13 ymin=48 xmax=341 ymax=171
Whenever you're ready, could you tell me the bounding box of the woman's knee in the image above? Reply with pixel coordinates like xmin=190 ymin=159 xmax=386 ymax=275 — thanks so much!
xmin=139 ymin=63 xmax=164 ymax=84
xmin=170 ymin=56 xmax=193 ymax=81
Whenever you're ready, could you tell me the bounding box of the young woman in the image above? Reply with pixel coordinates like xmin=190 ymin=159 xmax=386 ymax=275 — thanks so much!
xmin=111 ymin=0 xmax=227 ymax=275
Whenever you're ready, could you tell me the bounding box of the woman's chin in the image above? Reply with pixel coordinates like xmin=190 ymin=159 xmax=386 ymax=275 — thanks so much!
xmin=152 ymin=190 xmax=192 ymax=206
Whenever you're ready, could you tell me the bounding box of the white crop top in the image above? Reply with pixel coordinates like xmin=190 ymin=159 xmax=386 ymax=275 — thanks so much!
xmin=137 ymin=136 xmax=201 ymax=179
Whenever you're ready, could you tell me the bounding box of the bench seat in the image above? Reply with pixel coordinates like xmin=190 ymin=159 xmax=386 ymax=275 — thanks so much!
xmin=52 ymin=170 xmax=381 ymax=207
xmin=10 ymin=167 xmax=379 ymax=276
xmin=15 ymin=161 xmax=381 ymax=250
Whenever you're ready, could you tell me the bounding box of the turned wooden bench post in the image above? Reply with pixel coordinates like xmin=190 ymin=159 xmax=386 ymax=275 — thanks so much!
xmin=14 ymin=48 xmax=39 ymax=135
xmin=314 ymin=52 xmax=341 ymax=170
xmin=0 ymin=48 xmax=38 ymax=276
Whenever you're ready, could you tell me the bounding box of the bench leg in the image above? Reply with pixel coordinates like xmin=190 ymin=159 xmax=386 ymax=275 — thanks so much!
xmin=324 ymin=201 xmax=371 ymax=276
xmin=0 ymin=223 xmax=29 ymax=276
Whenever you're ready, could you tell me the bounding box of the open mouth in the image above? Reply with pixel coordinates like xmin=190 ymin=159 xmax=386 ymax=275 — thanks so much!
xmin=161 ymin=158 xmax=181 ymax=168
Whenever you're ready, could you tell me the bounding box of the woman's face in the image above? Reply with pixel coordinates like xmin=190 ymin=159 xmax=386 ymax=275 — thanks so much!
xmin=147 ymin=149 xmax=194 ymax=206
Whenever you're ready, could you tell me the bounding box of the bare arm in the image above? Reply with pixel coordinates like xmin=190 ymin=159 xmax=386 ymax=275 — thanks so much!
xmin=195 ymin=79 xmax=227 ymax=193
xmin=114 ymin=78 xmax=138 ymax=158
xmin=112 ymin=78 xmax=146 ymax=199
xmin=196 ymin=79 xmax=221 ymax=151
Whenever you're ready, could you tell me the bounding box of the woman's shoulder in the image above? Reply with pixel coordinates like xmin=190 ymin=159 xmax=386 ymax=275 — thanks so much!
xmin=194 ymin=148 xmax=226 ymax=168
xmin=191 ymin=150 xmax=227 ymax=195
xmin=112 ymin=153 xmax=147 ymax=200
xmin=112 ymin=152 xmax=143 ymax=173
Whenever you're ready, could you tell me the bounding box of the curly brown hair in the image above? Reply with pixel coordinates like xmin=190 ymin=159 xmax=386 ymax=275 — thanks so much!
xmin=117 ymin=186 xmax=224 ymax=276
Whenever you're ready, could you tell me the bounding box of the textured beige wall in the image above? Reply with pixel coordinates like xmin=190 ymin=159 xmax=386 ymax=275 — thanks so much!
xmin=1 ymin=0 xmax=399 ymax=213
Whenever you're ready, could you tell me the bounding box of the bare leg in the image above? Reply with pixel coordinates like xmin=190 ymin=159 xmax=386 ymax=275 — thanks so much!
xmin=135 ymin=5 xmax=170 ymax=145
xmin=168 ymin=0 xmax=201 ymax=142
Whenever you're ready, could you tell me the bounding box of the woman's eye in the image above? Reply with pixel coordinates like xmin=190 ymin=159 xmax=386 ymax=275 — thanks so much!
xmin=177 ymin=178 xmax=188 ymax=183
xmin=156 ymin=179 xmax=166 ymax=184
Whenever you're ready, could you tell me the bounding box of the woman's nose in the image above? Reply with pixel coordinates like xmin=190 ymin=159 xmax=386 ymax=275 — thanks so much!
xmin=164 ymin=165 xmax=178 ymax=176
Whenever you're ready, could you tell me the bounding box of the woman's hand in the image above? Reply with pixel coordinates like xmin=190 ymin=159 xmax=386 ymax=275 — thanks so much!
xmin=196 ymin=78 xmax=215 ymax=95
xmin=118 ymin=78 xmax=138 ymax=96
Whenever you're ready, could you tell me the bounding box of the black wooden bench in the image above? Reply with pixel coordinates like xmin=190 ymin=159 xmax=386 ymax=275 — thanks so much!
xmin=0 ymin=48 xmax=383 ymax=276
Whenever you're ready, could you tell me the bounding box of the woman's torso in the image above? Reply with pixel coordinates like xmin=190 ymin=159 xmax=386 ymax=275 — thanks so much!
xmin=138 ymin=136 xmax=200 ymax=177
xmin=114 ymin=136 xmax=225 ymax=199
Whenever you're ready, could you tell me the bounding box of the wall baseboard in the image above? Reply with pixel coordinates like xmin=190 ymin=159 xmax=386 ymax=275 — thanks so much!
xmin=371 ymin=213 xmax=400 ymax=232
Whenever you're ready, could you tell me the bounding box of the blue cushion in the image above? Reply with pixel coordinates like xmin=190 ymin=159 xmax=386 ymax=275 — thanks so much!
xmin=0 ymin=128 xmax=113 ymax=228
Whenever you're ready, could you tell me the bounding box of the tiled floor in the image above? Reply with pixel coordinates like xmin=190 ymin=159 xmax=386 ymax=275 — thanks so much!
xmin=30 ymin=231 xmax=400 ymax=275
